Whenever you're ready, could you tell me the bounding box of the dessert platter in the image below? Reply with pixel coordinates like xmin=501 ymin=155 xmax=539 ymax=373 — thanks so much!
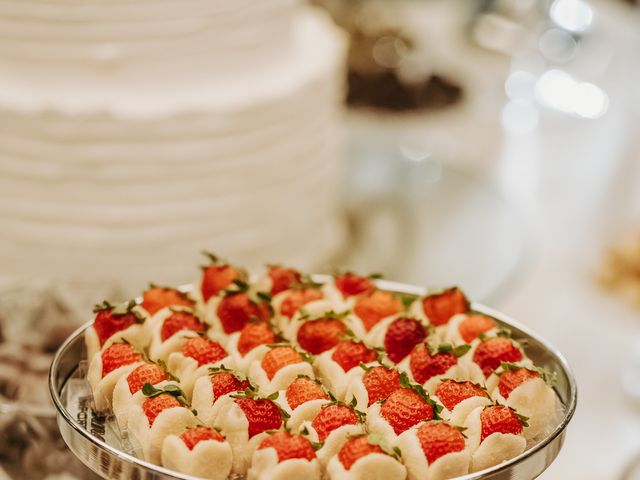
xmin=49 ymin=253 xmax=576 ymax=480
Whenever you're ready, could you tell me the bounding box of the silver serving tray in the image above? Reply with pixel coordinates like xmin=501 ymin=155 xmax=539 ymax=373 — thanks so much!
xmin=49 ymin=279 xmax=577 ymax=480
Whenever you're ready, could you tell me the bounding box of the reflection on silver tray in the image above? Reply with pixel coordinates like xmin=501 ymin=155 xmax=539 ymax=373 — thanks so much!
xmin=49 ymin=279 xmax=577 ymax=480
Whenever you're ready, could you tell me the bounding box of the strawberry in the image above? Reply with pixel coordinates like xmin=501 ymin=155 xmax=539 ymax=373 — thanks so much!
xmin=261 ymin=346 xmax=304 ymax=380
xmin=181 ymin=337 xmax=227 ymax=366
xmin=458 ymin=314 xmax=496 ymax=343
xmin=422 ymin=288 xmax=469 ymax=327
xmin=380 ymin=387 xmax=434 ymax=435
xmin=180 ymin=426 xmax=224 ymax=449
xmin=338 ymin=435 xmax=384 ymax=470
xmin=141 ymin=286 xmax=193 ymax=315
xmin=258 ymin=431 xmax=316 ymax=462
xmin=160 ymin=311 xmax=205 ymax=342
xmin=142 ymin=393 xmax=181 ymax=426
xmin=335 ymin=273 xmax=375 ymax=297
xmin=409 ymin=344 xmax=457 ymax=385
xmin=233 ymin=396 xmax=283 ymax=437
xmin=311 ymin=404 xmax=359 ymax=441
xmin=127 ymin=363 xmax=167 ymax=394
xmin=297 ymin=317 xmax=347 ymax=354
xmin=93 ymin=301 xmax=142 ymax=346
xmin=362 ymin=366 xmax=401 ymax=406
xmin=331 ymin=340 xmax=377 ymax=372
xmin=268 ymin=266 xmax=302 ymax=295
xmin=416 ymin=422 xmax=465 ymax=464
xmin=473 ymin=338 xmax=523 ymax=377
xmin=434 ymin=380 xmax=488 ymax=411
xmin=280 ymin=289 xmax=323 ymax=318
xmin=285 ymin=376 xmax=328 ymax=410
xmin=210 ymin=370 xmax=250 ymax=401
xmin=480 ymin=405 xmax=524 ymax=442
xmin=354 ymin=290 xmax=402 ymax=331
xmin=498 ymin=367 xmax=540 ymax=399
xmin=237 ymin=321 xmax=276 ymax=356
xmin=101 ymin=343 xmax=141 ymax=377
xmin=384 ymin=317 xmax=427 ymax=363
xmin=200 ymin=252 xmax=244 ymax=302
xmin=217 ymin=291 xmax=271 ymax=334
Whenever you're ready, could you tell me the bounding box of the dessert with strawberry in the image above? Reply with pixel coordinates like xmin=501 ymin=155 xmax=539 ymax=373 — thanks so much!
xmin=464 ymin=404 xmax=527 ymax=472
xmin=191 ymin=366 xmax=251 ymax=425
xmin=148 ymin=309 xmax=209 ymax=363
xmin=368 ymin=316 xmax=427 ymax=364
xmin=247 ymin=431 xmax=321 ymax=480
xmin=248 ymin=345 xmax=314 ymax=394
xmin=141 ymin=285 xmax=195 ymax=316
xmin=353 ymin=290 xmax=402 ymax=332
xmin=87 ymin=342 xmax=144 ymax=411
xmin=326 ymin=434 xmax=407 ymax=480
xmin=468 ymin=336 xmax=528 ymax=381
xmin=334 ymin=272 xmax=376 ymax=299
xmin=161 ymin=426 xmax=233 ymax=480
xmin=264 ymin=265 xmax=303 ymax=296
xmin=275 ymin=376 xmax=330 ymax=430
xmin=200 ymin=252 xmax=246 ymax=303
xmin=344 ymin=363 xmax=402 ymax=411
xmin=397 ymin=421 xmax=470 ymax=480
xmin=444 ymin=313 xmax=497 ymax=345
xmin=226 ymin=320 xmax=278 ymax=373
xmin=410 ymin=287 xmax=470 ymax=328
xmin=402 ymin=343 xmax=470 ymax=392
xmin=430 ymin=379 xmax=491 ymax=426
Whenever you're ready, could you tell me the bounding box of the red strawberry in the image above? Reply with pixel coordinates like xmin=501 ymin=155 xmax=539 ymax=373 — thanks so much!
xmin=101 ymin=343 xmax=141 ymax=377
xmin=338 ymin=435 xmax=384 ymax=470
xmin=480 ymin=405 xmax=524 ymax=442
xmin=141 ymin=287 xmax=193 ymax=315
xmin=434 ymin=380 xmax=488 ymax=411
xmin=127 ymin=364 xmax=167 ymax=394
xmin=331 ymin=340 xmax=377 ymax=372
xmin=181 ymin=337 xmax=227 ymax=367
xmin=422 ymin=288 xmax=469 ymax=327
xmin=286 ymin=376 xmax=328 ymax=410
xmin=200 ymin=253 xmax=244 ymax=302
xmin=297 ymin=317 xmax=346 ymax=354
xmin=498 ymin=367 xmax=540 ymax=399
xmin=210 ymin=371 xmax=250 ymax=401
xmin=180 ymin=426 xmax=224 ymax=449
xmin=268 ymin=266 xmax=302 ymax=295
xmin=311 ymin=404 xmax=359 ymax=441
xmin=380 ymin=388 xmax=434 ymax=435
xmin=93 ymin=302 xmax=141 ymax=346
xmin=384 ymin=317 xmax=427 ymax=363
xmin=258 ymin=431 xmax=316 ymax=462
xmin=354 ymin=290 xmax=402 ymax=331
xmin=473 ymin=338 xmax=523 ymax=377
xmin=362 ymin=366 xmax=401 ymax=406
xmin=261 ymin=346 xmax=303 ymax=380
xmin=234 ymin=396 xmax=283 ymax=437
xmin=458 ymin=314 xmax=496 ymax=343
xmin=237 ymin=321 xmax=276 ymax=356
xmin=217 ymin=292 xmax=271 ymax=334
xmin=335 ymin=273 xmax=375 ymax=297
xmin=409 ymin=344 xmax=457 ymax=385
xmin=160 ymin=311 xmax=205 ymax=342
xmin=142 ymin=393 xmax=181 ymax=426
xmin=280 ymin=289 xmax=323 ymax=318
xmin=416 ymin=422 xmax=466 ymax=464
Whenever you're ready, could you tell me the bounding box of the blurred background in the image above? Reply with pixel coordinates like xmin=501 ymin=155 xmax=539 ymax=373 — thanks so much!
xmin=0 ymin=0 xmax=639 ymax=478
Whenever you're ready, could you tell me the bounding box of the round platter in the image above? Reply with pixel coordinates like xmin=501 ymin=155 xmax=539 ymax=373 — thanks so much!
xmin=49 ymin=278 xmax=577 ymax=480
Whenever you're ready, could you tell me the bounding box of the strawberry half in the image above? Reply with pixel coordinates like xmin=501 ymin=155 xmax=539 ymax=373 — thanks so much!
xmin=142 ymin=393 xmax=182 ymax=426
xmin=311 ymin=404 xmax=359 ymax=441
xmin=127 ymin=363 xmax=167 ymax=394
xmin=233 ymin=395 xmax=283 ymax=438
xmin=280 ymin=289 xmax=323 ymax=319
xmin=181 ymin=337 xmax=227 ymax=367
xmin=354 ymin=290 xmax=402 ymax=331
xmin=296 ymin=316 xmax=347 ymax=354
xmin=480 ymin=405 xmax=524 ymax=442
xmin=434 ymin=380 xmax=488 ymax=411
xmin=384 ymin=317 xmax=427 ymax=364
xmin=101 ymin=343 xmax=141 ymax=377
xmin=335 ymin=273 xmax=375 ymax=297
xmin=380 ymin=385 xmax=435 ymax=435
xmin=261 ymin=346 xmax=304 ymax=380
xmin=210 ymin=369 xmax=251 ymax=401
xmin=286 ymin=376 xmax=328 ymax=410
xmin=338 ymin=435 xmax=385 ymax=470
xmin=473 ymin=338 xmax=523 ymax=377
xmin=362 ymin=365 xmax=401 ymax=406
xmin=409 ymin=343 xmax=469 ymax=385
xmin=237 ymin=321 xmax=276 ymax=356
xmin=416 ymin=421 xmax=466 ymax=464
xmin=331 ymin=340 xmax=377 ymax=372
xmin=200 ymin=252 xmax=244 ymax=302
xmin=217 ymin=289 xmax=271 ymax=334
xmin=422 ymin=288 xmax=469 ymax=326
xmin=498 ymin=367 xmax=540 ymax=399
xmin=458 ymin=314 xmax=496 ymax=343
xmin=268 ymin=266 xmax=302 ymax=296
xmin=141 ymin=286 xmax=193 ymax=315
xmin=160 ymin=311 xmax=205 ymax=342
xmin=258 ymin=431 xmax=316 ymax=462
xmin=93 ymin=301 xmax=142 ymax=346
xmin=180 ymin=426 xmax=224 ymax=449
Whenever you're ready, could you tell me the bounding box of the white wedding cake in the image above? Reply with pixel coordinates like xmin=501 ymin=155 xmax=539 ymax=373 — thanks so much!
xmin=0 ymin=0 xmax=347 ymax=293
